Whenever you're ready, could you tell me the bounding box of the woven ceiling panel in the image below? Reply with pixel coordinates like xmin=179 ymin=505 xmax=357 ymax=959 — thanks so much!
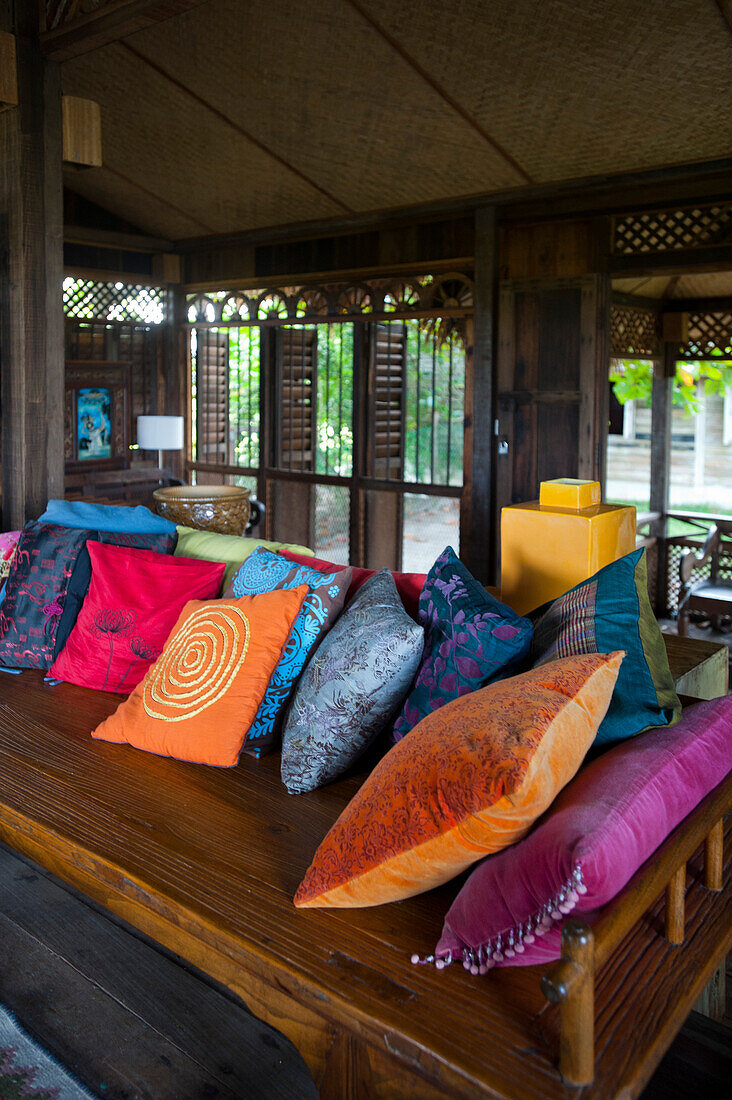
xmin=60 ymin=0 xmax=732 ymax=238
xmin=362 ymin=0 xmax=732 ymax=183
xmin=117 ymin=0 xmax=523 ymax=216
xmin=62 ymin=40 xmax=345 ymax=236
xmin=613 ymin=272 xmax=732 ymax=299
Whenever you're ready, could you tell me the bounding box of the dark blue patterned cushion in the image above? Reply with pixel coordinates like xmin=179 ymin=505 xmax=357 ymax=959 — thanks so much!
xmin=229 ymin=549 xmax=352 ymax=756
xmin=392 ymin=546 xmax=533 ymax=742
xmin=0 ymin=522 xmax=90 ymax=669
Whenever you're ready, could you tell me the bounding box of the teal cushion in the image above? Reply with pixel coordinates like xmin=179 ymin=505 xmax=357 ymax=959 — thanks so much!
xmin=229 ymin=549 xmax=352 ymax=757
xmin=530 ymin=548 xmax=681 ymax=746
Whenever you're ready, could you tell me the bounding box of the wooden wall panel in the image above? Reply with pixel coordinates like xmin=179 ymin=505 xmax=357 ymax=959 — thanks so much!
xmin=498 ymin=217 xmax=605 ymax=280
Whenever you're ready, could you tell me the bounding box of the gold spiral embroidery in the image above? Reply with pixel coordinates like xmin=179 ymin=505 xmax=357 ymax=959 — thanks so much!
xmin=143 ymin=605 xmax=250 ymax=722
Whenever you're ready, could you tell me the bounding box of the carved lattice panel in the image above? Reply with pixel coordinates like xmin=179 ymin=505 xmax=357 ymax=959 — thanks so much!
xmin=680 ymin=311 xmax=732 ymax=359
xmin=664 ymin=537 xmax=732 ymax=616
xmin=610 ymin=305 xmax=659 ymax=358
xmin=186 ymin=273 xmax=473 ymax=327
xmin=612 ymin=203 xmax=732 ymax=255
xmin=63 ymin=278 xmax=165 ymax=324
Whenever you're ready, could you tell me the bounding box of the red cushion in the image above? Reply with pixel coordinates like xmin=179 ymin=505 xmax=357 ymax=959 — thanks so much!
xmin=51 ymin=543 xmax=225 ymax=693
xmin=279 ymin=550 xmax=426 ymax=620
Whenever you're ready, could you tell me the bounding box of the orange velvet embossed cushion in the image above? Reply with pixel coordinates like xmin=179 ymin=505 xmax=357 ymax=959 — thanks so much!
xmin=295 ymin=651 xmax=624 ymax=908
xmin=93 ymin=588 xmax=308 ymax=767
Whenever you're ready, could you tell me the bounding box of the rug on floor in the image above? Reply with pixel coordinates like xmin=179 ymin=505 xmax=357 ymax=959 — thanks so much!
xmin=0 ymin=1005 xmax=97 ymax=1100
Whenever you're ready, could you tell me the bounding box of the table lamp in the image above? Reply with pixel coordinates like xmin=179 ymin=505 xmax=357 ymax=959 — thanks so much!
xmin=137 ymin=415 xmax=184 ymax=472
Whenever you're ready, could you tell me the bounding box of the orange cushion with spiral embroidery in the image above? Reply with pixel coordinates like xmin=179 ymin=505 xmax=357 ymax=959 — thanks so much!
xmin=295 ymin=651 xmax=624 ymax=907
xmin=93 ymin=588 xmax=308 ymax=767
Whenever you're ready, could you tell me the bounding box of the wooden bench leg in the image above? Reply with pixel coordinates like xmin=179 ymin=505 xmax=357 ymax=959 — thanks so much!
xmin=665 ymin=864 xmax=686 ymax=944
xmin=704 ymin=820 xmax=723 ymax=891
xmin=541 ymin=920 xmax=595 ymax=1087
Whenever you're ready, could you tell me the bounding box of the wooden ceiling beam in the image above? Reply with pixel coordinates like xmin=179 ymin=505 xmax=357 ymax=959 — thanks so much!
xmin=64 ymin=223 xmax=173 ymax=252
xmin=41 ymin=0 xmax=213 ymax=61
xmin=175 ymin=157 xmax=732 ymax=251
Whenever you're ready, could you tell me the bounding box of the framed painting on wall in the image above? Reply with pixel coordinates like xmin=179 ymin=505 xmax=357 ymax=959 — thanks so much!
xmin=65 ymin=362 xmax=131 ymax=472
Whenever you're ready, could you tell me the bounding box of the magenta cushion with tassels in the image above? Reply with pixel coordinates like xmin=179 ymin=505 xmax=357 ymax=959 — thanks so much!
xmin=426 ymin=696 xmax=732 ymax=973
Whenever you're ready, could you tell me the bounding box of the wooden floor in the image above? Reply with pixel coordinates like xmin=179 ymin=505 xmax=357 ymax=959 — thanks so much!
xmin=0 ymin=840 xmax=729 ymax=1099
xmin=0 ymin=842 xmax=317 ymax=1100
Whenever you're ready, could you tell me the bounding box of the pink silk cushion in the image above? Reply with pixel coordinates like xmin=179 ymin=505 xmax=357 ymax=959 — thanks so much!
xmin=432 ymin=696 xmax=732 ymax=972
xmin=279 ymin=550 xmax=426 ymax=620
xmin=51 ymin=543 xmax=225 ymax=693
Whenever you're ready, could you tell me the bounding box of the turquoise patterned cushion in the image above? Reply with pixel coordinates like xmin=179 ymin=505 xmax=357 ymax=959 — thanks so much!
xmin=281 ymin=570 xmax=425 ymax=794
xmin=530 ymin=548 xmax=681 ymax=746
xmin=229 ymin=549 xmax=352 ymax=757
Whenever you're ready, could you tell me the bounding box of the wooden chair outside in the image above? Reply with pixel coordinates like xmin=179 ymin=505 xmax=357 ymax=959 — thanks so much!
xmin=677 ymin=520 xmax=732 ymax=636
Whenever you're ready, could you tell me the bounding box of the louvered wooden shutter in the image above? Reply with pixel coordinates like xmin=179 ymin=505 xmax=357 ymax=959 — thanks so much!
xmin=195 ymin=329 xmax=229 ymax=464
xmin=276 ymin=328 xmax=317 ymax=471
xmin=369 ymin=321 xmax=406 ymax=479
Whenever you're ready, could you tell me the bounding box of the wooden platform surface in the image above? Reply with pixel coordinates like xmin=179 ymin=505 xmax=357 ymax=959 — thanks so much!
xmin=0 ymin=671 xmax=729 ymax=1098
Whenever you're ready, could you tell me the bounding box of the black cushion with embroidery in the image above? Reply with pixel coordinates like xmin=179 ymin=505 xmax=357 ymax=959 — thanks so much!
xmin=0 ymin=522 xmax=178 ymax=669
xmin=0 ymin=521 xmax=91 ymax=669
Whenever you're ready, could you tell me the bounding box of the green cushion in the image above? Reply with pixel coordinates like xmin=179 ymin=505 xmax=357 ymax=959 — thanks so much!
xmin=174 ymin=527 xmax=313 ymax=590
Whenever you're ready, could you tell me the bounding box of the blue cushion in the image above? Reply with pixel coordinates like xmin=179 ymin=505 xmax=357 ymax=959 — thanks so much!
xmin=229 ymin=549 xmax=352 ymax=757
xmin=40 ymin=499 xmax=176 ymax=535
xmin=530 ymin=548 xmax=681 ymax=746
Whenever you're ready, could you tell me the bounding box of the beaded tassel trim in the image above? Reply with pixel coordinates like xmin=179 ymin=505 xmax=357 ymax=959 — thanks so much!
xmin=411 ymin=865 xmax=587 ymax=975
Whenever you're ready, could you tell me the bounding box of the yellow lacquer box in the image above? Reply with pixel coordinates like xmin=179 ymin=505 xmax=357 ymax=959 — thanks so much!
xmin=500 ymin=479 xmax=636 ymax=616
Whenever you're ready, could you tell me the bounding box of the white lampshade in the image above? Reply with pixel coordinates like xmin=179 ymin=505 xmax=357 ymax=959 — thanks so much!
xmin=137 ymin=415 xmax=184 ymax=451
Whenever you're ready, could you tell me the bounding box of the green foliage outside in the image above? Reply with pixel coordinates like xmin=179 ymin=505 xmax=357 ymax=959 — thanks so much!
xmin=610 ymin=349 xmax=732 ymax=415
xmin=215 ymin=320 xmax=465 ymax=485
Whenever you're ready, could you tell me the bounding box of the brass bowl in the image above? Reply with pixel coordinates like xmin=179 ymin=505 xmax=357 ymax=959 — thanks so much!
xmin=153 ymin=485 xmax=251 ymax=536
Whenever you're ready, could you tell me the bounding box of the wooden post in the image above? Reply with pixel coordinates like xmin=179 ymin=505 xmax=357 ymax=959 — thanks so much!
xmin=704 ymin=819 xmax=723 ymax=892
xmin=0 ymin=1 xmax=64 ymax=529
xmin=649 ymin=342 xmax=676 ymax=617
xmin=541 ymin=920 xmax=595 ymax=1086
xmin=160 ymin=283 xmax=187 ymax=482
xmin=462 ymin=205 xmax=497 ymax=584
xmin=665 ymin=863 xmax=686 ymax=944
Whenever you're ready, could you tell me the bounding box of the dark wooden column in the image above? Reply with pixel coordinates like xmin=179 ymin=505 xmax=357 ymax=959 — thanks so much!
xmin=462 ymin=205 xmax=497 ymax=584
xmin=649 ymin=342 xmax=677 ymax=616
xmin=0 ymin=1 xmax=64 ymax=529
xmin=160 ymin=280 xmax=187 ymax=482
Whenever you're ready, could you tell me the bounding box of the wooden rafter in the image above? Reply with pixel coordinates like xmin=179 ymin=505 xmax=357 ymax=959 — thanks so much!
xmin=41 ymin=0 xmax=213 ymax=61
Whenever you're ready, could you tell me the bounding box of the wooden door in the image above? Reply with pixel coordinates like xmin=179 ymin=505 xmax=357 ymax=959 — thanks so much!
xmin=494 ymin=275 xmax=610 ymax=559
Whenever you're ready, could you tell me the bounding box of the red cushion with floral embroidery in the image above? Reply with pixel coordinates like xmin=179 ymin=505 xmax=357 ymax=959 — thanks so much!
xmin=51 ymin=542 xmax=225 ymax=693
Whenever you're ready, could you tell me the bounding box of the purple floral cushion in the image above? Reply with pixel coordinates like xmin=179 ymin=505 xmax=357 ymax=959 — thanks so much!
xmin=392 ymin=546 xmax=532 ymax=741
xmin=427 ymin=696 xmax=732 ymax=973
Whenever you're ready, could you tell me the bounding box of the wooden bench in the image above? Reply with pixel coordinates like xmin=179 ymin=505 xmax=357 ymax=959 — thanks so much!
xmin=0 ymin=642 xmax=729 ymax=1099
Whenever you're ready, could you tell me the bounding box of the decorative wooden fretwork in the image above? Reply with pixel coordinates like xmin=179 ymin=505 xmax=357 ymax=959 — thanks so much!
xmin=186 ymin=273 xmax=474 ymax=328
xmin=679 ymin=311 xmax=732 ymax=359
xmin=610 ymin=305 xmax=659 ymax=358
xmin=665 ymin=537 xmax=732 ymax=616
xmin=63 ymin=278 xmax=165 ymax=325
xmin=611 ymin=203 xmax=732 ymax=255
